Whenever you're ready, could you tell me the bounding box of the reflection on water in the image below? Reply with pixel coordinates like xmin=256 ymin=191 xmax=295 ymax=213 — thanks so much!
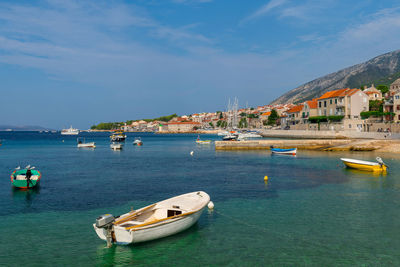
xmin=343 ymin=167 xmax=387 ymax=177
xmin=12 ymin=186 xmax=40 ymax=208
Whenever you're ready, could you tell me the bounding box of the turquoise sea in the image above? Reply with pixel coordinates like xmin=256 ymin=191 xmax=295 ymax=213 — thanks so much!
xmin=1 ymin=132 xmax=400 ymax=266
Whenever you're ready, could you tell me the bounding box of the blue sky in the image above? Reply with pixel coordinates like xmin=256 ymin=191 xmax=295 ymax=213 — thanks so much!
xmin=1 ymin=0 xmax=400 ymax=129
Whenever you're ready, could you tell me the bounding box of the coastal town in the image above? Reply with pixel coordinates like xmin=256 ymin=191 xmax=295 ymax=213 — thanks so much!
xmin=94 ymin=78 xmax=400 ymax=135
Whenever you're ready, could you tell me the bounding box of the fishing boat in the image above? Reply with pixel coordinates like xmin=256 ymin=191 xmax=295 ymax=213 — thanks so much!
xmin=10 ymin=166 xmax=41 ymax=189
xmin=77 ymin=138 xmax=96 ymax=148
xmin=196 ymin=135 xmax=212 ymax=144
xmin=271 ymin=147 xmax=297 ymax=155
xmin=340 ymin=157 xmax=387 ymax=172
xmin=133 ymin=137 xmax=143 ymax=146
xmin=110 ymin=143 xmax=123 ymax=150
xmin=61 ymin=126 xmax=79 ymax=135
xmin=110 ymin=131 xmax=126 ymax=142
xmin=93 ymin=191 xmax=211 ymax=246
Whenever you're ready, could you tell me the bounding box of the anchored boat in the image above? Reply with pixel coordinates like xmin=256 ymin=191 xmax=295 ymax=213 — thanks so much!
xmin=77 ymin=138 xmax=96 ymax=148
xmin=196 ymin=135 xmax=212 ymax=144
xmin=271 ymin=147 xmax=297 ymax=155
xmin=10 ymin=166 xmax=41 ymax=189
xmin=94 ymin=191 xmax=211 ymax=246
xmin=340 ymin=157 xmax=387 ymax=172
xmin=133 ymin=137 xmax=143 ymax=146
xmin=110 ymin=143 xmax=123 ymax=150
xmin=110 ymin=131 xmax=126 ymax=142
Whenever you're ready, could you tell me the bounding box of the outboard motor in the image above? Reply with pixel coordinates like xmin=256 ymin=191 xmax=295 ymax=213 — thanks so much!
xmin=376 ymin=157 xmax=386 ymax=167
xmin=96 ymin=214 xmax=116 ymax=247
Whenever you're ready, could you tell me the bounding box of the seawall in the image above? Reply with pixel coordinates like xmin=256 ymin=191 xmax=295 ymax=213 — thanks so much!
xmin=215 ymin=139 xmax=400 ymax=153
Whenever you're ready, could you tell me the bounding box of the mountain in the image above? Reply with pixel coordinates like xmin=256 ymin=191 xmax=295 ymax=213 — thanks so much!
xmin=0 ymin=125 xmax=55 ymax=131
xmin=271 ymin=49 xmax=400 ymax=105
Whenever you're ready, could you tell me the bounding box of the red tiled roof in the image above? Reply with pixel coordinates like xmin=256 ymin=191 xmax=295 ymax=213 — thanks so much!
xmin=261 ymin=111 xmax=271 ymax=116
xmin=319 ymin=88 xmax=360 ymax=100
xmin=168 ymin=121 xmax=200 ymax=125
xmin=287 ymin=105 xmax=303 ymax=113
xmin=306 ymin=99 xmax=318 ymax=109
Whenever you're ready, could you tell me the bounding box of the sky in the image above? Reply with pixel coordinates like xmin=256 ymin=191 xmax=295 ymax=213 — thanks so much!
xmin=1 ymin=0 xmax=400 ymax=129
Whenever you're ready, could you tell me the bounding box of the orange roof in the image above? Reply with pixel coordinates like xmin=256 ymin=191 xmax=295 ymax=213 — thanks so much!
xmin=306 ymin=99 xmax=318 ymax=109
xmin=261 ymin=111 xmax=271 ymax=116
xmin=365 ymin=91 xmax=380 ymax=95
xmin=287 ymin=105 xmax=303 ymax=113
xmin=318 ymin=88 xmax=360 ymax=100
xmin=168 ymin=121 xmax=200 ymax=125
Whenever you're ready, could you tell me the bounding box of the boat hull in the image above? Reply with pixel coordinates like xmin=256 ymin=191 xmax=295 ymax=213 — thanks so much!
xmin=11 ymin=169 xmax=41 ymax=189
xmin=271 ymin=148 xmax=297 ymax=155
xmin=93 ymin=191 xmax=210 ymax=245
xmin=341 ymin=158 xmax=387 ymax=172
xmin=94 ymin=207 xmax=205 ymax=245
xmin=78 ymin=142 xmax=96 ymax=148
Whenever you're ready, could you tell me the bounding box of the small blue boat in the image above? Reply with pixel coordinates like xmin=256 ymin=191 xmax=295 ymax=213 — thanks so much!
xmin=271 ymin=147 xmax=297 ymax=155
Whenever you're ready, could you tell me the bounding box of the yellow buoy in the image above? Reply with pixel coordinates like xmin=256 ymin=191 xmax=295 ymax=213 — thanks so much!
xmin=264 ymin=176 xmax=268 ymax=181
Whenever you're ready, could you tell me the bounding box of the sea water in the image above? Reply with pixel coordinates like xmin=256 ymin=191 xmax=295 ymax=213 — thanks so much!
xmin=0 ymin=132 xmax=400 ymax=266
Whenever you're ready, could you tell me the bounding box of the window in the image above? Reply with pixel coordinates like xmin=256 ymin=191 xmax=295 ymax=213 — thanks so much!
xmin=349 ymin=124 xmax=352 ymax=128
xmin=397 ymin=105 xmax=400 ymax=111
xmin=335 ymin=99 xmax=337 ymax=104
xmin=396 ymin=95 xmax=400 ymax=100
xmin=324 ymin=101 xmax=327 ymax=107
xmin=319 ymin=102 xmax=321 ymax=107
xmin=330 ymin=99 xmax=332 ymax=104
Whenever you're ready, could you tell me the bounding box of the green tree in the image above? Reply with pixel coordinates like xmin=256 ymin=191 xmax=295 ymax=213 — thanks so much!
xmin=267 ymin=109 xmax=279 ymax=125
xmin=209 ymin=122 xmax=214 ymax=128
xmin=376 ymin=85 xmax=389 ymax=94
xmin=238 ymin=117 xmax=248 ymax=128
xmin=369 ymin=100 xmax=383 ymax=112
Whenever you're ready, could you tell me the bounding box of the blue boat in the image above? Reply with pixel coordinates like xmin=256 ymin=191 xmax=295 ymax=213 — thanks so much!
xmin=271 ymin=147 xmax=297 ymax=155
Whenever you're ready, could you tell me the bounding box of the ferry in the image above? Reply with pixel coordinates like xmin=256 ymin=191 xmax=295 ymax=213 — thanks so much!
xmin=61 ymin=126 xmax=79 ymax=135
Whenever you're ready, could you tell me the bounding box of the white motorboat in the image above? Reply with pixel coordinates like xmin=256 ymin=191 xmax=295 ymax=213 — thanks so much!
xmin=61 ymin=126 xmax=79 ymax=135
xmin=77 ymin=138 xmax=96 ymax=148
xmin=110 ymin=143 xmax=122 ymax=150
xmin=217 ymin=131 xmax=229 ymax=136
xmin=238 ymin=132 xmax=262 ymax=139
xmin=133 ymin=137 xmax=143 ymax=146
xmin=93 ymin=191 xmax=211 ymax=246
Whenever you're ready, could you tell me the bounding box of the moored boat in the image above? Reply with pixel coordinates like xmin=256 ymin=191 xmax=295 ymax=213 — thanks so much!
xmin=271 ymin=147 xmax=297 ymax=155
xmin=77 ymin=138 xmax=96 ymax=148
xmin=93 ymin=191 xmax=211 ymax=246
xmin=133 ymin=137 xmax=143 ymax=146
xmin=340 ymin=157 xmax=387 ymax=172
xmin=111 ymin=143 xmax=123 ymax=150
xmin=10 ymin=166 xmax=41 ymax=189
xmin=196 ymin=135 xmax=212 ymax=144
xmin=61 ymin=126 xmax=79 ymax=135
xmin=110 ymin=131 xmax=126 ymax=142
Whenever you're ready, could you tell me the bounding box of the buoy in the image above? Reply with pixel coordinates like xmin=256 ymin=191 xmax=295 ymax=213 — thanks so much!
xmin=62 ymin=140 xmax=65 ymax=142
xmin=207 ymin=201 xmax=214 ymax=210
xmin=264 ymin=176 xmax=268 ymax=181
xmin=190 ymin=151 xmax=194 ymax=156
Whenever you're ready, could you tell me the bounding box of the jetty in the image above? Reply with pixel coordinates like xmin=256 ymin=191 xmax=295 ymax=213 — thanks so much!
xmin=215 ymin=139 xmax=400 ymax=153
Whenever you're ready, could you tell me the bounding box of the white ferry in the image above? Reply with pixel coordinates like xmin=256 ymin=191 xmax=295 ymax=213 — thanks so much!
xmin=61 ymin=126 xmax=79 ymax=135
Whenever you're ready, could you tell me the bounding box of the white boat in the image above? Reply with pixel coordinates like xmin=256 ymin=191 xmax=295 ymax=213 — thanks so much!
xmin=271 ymin=147 xmax=297 ymax=155
xmin=61 ymin=126 xmax=79 ymax=135
xmin=110 ymin=143 xmax=122 ymax=150
xmin=238 ymin=132 xmax=262 ymax=139
xmin=93 ymin=191 xmax=211 ymax=246
xmin=133 ymin=137 xmax=143 ymax=146
xmin=77 ymin=138 xmax=96 ymax=148
xmin=217 ymin=131 xmax=229 ymax=136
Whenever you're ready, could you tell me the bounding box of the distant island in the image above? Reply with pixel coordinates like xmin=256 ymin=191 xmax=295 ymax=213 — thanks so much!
xmin=0 ymin=125 xmax=55 ymax=131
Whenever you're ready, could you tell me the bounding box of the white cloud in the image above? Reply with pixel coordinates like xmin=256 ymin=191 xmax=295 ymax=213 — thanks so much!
xmin=241 ymin=0 xmax=287 ymax=24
